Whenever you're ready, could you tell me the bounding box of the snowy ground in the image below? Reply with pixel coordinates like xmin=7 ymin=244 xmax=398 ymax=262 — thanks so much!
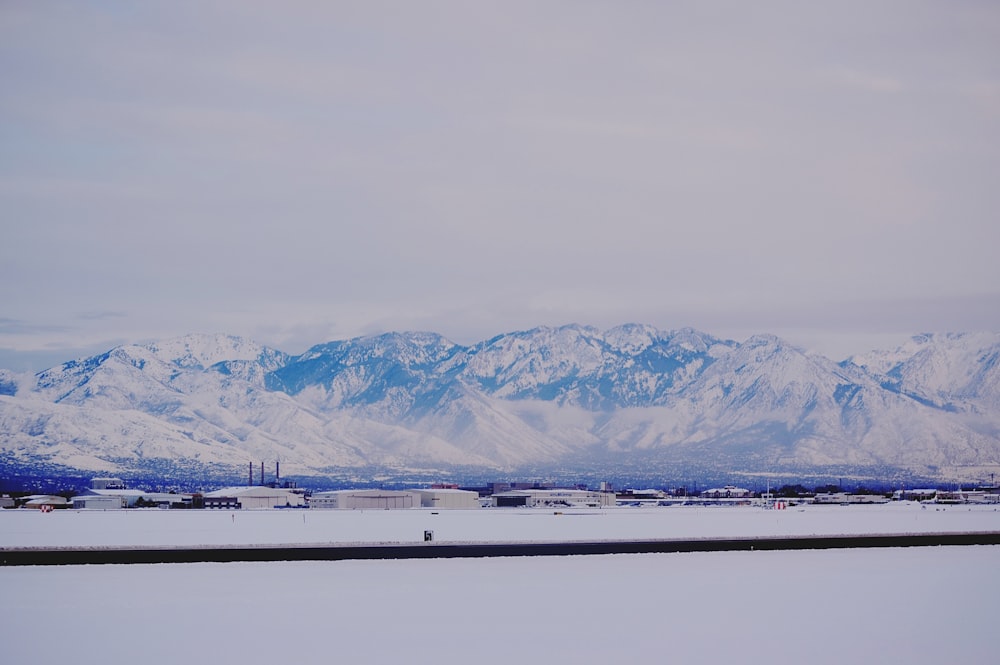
xmin=3 ymin=504 xmax=998 ymax=663
xmin=3 ymin=501 xmax=1000 ymax=548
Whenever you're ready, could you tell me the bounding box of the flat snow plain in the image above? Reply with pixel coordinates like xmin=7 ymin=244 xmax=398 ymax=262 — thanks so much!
xmin=3 ymin=503 xmax=999 ymax=663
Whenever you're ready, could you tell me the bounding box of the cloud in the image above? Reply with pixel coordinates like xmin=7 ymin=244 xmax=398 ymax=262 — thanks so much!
xmin=826 ymin=66 xmax=905 ymax=94
xmin=0 ymin=318 xmax=72 ymax=336
xmin=1 ymin=1 xmax=998 ymax=364
xmin=77 ymin=311 xmax=127 ymax=322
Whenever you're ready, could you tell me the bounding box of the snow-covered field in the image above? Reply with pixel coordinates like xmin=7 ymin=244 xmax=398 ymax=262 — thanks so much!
xmin=3 ymin=501 xmax=1000 ymax=548
xmin=3 ymin=504 xmax=998 ymax=663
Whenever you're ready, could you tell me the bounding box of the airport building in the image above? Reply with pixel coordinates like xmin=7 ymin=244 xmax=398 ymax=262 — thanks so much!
xmin=202 ymin=486 xmax=306 ymax=510
xmin=412 ymin=488 xmax=480 ymax=509
xmin=490 ymin=488 xmax=615 ymax=508
xmin=309 ymin=489 xmax=418 ymax=510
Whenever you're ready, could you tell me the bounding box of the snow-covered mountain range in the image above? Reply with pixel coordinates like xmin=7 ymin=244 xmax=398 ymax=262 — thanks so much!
xmin=2 ymin=325 xmax=999 ymax=485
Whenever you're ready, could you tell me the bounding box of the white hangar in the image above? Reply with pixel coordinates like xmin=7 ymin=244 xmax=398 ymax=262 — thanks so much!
xmin=412 ymin=488 xmax=480 ymax=509
xmin=202 ymin=486 xmax=306 ymax=510
xmin=309 ymin=489 xmax=417 ymax=510
xmin=491 ymin=489 xmax=615 ymax=508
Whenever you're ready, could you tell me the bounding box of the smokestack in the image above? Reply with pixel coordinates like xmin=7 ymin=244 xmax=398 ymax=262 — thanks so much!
xmin=260 ymin=461 xmax=264 ymax=486
xmin=249 ymin=461 xmax=253 ymax=487
xmin=276 ymin=460 xmax=280 ymax=481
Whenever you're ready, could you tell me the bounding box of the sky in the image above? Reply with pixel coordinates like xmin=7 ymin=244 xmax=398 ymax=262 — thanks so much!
xmin=2 ymin=1 xmax=999 ymax=371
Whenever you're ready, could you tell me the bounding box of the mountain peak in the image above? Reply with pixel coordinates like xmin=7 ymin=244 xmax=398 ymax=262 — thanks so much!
xmin=141 ymin=333 xmax=272 ymax=369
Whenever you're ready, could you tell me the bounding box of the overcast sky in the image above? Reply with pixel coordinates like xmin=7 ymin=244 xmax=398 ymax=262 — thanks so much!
xmin=2 ymin=1 xmax=999 ymax=370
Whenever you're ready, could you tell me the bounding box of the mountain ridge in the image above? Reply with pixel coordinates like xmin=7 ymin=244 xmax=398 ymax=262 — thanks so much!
xmin=2 ymin=325 xmax=999 ymax=486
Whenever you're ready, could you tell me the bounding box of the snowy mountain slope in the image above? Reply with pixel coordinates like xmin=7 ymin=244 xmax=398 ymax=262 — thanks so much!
xmin=267 ymin=332 xmax=467 ymax=417
xmin=402 ymin=382 xmax=591 ymax=465
xmin=7 ymin=336 xmax=392 ymax=475
xmin=2 ymin=327 xmax=1000 ymax=483
xmin=588 ymin=334 xmax=1000 ymax=473
xmin=0 ymin=369 xmax=24 ymax=397
xmin=31 ymin=334 xmax=287 ymax=406
xmin=0 ymin=394 xmax=257 ymax=472
xmin=461 ymin=324 xmax=734 ymax=407
xmin=846 ymin=332 xmax=1000 ymax=414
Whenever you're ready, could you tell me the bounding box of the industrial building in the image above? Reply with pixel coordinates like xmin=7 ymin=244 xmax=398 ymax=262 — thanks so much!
xmin=90 ymin=477 xmax=127 ymax=490
xmin=701 ymin=485 xmax=753 ymax=499
xmin=491 ymin=489 xmax=615 ymax=508
xmin=813 ymin=492 xmax=890 ymax=505
xmin=73 ymin=489 xmax=149 ymax=508
xmin=412 ymin=488 xmax=480 ymax=509
xmin=72 ymin=494 xmax=126 ymax=510
xmin=934 ymin=489 xmax=1000 ymax=504
xmin=71 ymin=488 xmax=193 ymax=509
xmin=309 ymin=489 xmax=417 ymax=510
xmin=202 ymin=486 xmax=306 ymax=510
xmin=21 ymin=495 xmax=70 ymax=509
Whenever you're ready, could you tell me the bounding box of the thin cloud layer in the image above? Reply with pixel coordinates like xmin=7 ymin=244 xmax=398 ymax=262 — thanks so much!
xmin=2 ymin=1 xmax=998 ymax=369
